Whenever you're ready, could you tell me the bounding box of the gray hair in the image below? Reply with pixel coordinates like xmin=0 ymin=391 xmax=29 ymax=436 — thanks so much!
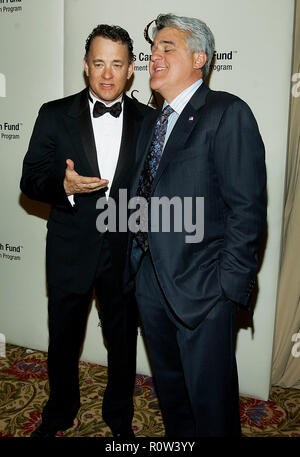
xmin=153 ymin=13 xmax=215 ymax=79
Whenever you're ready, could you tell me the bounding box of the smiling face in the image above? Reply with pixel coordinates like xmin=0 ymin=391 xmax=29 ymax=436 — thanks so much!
xmin=149 ymin=27 xmax=206 ymax=103
xmin=84 ymin=36 xmax=134 ymax=104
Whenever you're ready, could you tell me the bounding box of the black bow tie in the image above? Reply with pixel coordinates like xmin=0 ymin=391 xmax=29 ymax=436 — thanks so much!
xmin=93 ymin=100 xmax=122 ymax=118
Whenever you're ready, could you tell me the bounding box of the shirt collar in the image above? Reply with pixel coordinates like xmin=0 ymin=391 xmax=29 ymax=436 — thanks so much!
xmin=163 ymin=79 xmax=203 ymax=115
xmin=88 ymin=89 xmax=124 ymax=107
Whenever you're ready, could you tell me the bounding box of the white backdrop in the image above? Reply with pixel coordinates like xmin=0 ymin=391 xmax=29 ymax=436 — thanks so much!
xmin=0 ymin=0 xmax=63 ymax=352
xmin=0 ymin=0 xmax=295 ymax=401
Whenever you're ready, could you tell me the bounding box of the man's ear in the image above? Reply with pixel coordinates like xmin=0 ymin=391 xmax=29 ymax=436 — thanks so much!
xmin=127 ymin=61 xmax=134 ymax=80
xmin=83 ymin=56 xmax=89 ymax=77
xmin=193 ymin=52 xmax=207 ymax=70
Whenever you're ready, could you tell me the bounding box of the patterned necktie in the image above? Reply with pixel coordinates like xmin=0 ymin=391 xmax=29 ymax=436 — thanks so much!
xmin=135 ymin=105 xmax=174 ymax=251
xmin=93 ymin=100 xmax=122 ymax=118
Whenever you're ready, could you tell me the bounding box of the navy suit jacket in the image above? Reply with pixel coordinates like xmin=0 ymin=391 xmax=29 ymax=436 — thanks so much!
xmin=21 ymin=88 xmax=150 ymax=294
xmin=129 ymin=83 xmax=267 ymax=329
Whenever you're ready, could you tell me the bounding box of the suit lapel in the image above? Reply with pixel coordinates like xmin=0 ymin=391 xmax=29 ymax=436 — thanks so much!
xmin=109 ymin=96 xmax=135 ymax=199
xmin=79 ymin=100 xmax=100 ymax=178
xmin=151 ymin=83 xmax=210 ymax=192
xmin=110 ymin=96 xmax=149 ymax=200
xmin=65 ymin=88 xmax=100 ymax=177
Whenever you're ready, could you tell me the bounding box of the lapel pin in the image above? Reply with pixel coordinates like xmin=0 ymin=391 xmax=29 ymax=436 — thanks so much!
xmin=188 ymin=116 xmax=194 ymax=121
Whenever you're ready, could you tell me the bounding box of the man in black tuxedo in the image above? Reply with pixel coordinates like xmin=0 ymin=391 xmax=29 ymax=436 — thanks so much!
xmin=20 ymin=24 xmax=150 ymax=438
xmin=128 ymin=14 xmax=267 ymax=437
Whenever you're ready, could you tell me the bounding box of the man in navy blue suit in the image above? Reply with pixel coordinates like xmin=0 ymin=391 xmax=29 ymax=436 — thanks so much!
xmin=128 ymin=13 xmax=267 ymax=437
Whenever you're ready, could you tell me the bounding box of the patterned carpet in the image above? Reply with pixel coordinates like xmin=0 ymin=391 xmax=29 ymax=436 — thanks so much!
xmin=0 ymin=343 xmax=299 ymax=438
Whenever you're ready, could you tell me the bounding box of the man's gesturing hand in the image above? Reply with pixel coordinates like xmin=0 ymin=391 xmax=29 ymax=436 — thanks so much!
xmin=63 ymin=159 xmax=109 ymax=196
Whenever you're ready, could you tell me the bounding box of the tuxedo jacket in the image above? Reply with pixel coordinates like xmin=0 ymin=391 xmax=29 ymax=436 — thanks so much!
xmin=21 ymin=88 xmax=150 ymax=294
xmin=129 ymin=83 xmax=267 ymax=329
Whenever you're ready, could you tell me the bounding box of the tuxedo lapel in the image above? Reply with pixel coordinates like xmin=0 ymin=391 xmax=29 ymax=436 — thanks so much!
xmin=109 ymin=96 xmax=136 ymax=200
xmin=79 ymin=101 xmax=100 ymax=178
xmin=151 ymin=83 xmax=210 ymax=192
xmin=65 ymin=88 xmax=100 ymax=177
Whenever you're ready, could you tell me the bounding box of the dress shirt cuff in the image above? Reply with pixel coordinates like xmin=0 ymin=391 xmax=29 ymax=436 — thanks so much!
xmin=68 ymin=194 xmax=75 ymax=206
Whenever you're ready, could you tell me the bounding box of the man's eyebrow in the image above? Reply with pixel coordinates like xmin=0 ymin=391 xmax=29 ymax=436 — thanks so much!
xmin=92 ymin=58 xmax=124 ymax=63
xmin=151 ymin=40 xmax=176 ymax=50
xmin=161 ymin=40 xmax=176 ymax=46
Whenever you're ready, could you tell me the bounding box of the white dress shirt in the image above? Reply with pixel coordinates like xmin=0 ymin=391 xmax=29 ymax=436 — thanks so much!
xmin=163 ymin=78 xmax=203 ymax=150
xmin=68 ymin=91 xmax=123 ymax=205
